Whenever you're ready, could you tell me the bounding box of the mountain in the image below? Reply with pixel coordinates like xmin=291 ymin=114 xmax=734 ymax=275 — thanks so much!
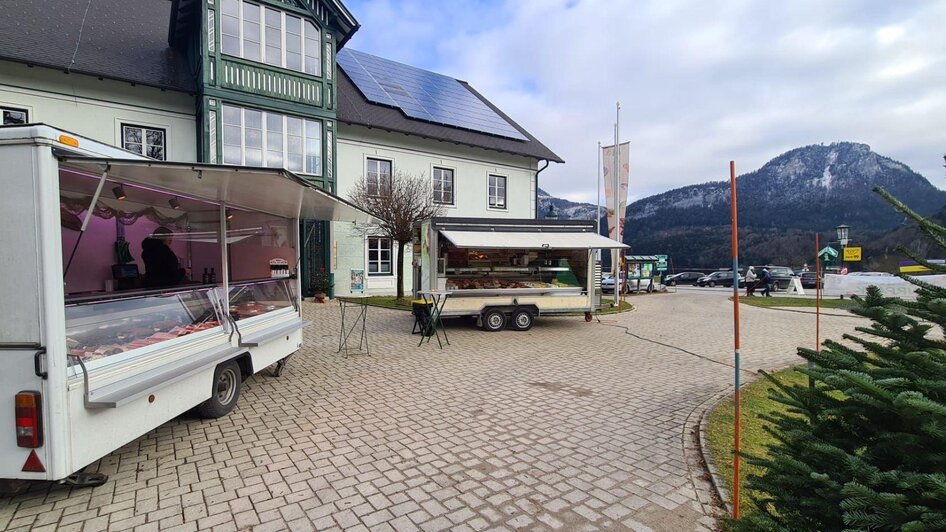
xmin=542 ymin=142 xmax=946 ymax=269
xmin=537 ymin=188 xmax=600 ymax=220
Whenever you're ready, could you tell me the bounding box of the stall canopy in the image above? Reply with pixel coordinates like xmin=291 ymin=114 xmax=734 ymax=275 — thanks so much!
xmin=57 ymin=157 xmax=381 ymax=223
xmin=439 ymin=230 xmax=629 ymax=250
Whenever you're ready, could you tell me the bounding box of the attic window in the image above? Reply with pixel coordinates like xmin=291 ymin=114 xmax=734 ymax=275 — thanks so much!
xmin=220 ymin=0 xmax=322 ymax=77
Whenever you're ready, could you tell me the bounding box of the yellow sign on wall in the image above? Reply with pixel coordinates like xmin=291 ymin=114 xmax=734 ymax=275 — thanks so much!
xmin=843 ymin=247 xmax=862 ymax=261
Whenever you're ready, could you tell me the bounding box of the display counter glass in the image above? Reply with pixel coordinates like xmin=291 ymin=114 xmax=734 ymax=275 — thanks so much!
xmin=65 ymin=287 xmax=224 ymax=366
xmin=228 ymin=279 xmax=295 ymax=321
xmin=442 ymin=249 xmax=586 ymax=294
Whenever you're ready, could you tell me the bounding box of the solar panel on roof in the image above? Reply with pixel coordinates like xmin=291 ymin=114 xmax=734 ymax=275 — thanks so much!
xmin=336 ymin=49 xmax=529 ymax=141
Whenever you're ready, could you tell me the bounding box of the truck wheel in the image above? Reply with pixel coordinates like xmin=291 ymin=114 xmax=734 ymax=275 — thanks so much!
xmin=196 ymin=360 xmax=242 ymax=418
xmin=481 ymin=309 xmax=507 ymax=332
xmin=511 ymin=309 xmax=534 ymax=331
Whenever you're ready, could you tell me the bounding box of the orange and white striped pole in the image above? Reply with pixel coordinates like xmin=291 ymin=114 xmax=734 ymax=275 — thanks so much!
xmin=729 ymin=161 xmax=742 ymax=519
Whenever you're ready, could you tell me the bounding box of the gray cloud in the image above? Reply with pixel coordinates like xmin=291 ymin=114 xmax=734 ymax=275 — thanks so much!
xmin=346 ymin=0 xmax=946 ymax=203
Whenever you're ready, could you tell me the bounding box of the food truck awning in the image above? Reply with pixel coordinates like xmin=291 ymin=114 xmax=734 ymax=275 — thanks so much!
xmin=440 ymin=230 xmax=629 ymax=250
xmin=57 ymin=157 xmax=381 ymax=223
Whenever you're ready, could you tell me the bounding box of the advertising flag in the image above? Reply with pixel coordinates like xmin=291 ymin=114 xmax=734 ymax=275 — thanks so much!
xmin=601 ymin=142 xmax=630 ymax=242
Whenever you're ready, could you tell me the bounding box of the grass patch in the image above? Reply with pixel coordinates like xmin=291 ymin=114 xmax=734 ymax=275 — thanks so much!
xmin=737 ymin=296 xmax=855 ymax=310
xmin=595 ymin=301 xmax=635 ymax=314
xmin=705 ymin=367 xmax=809 ymax=518
xmin=345 ymin=296 xmax=413 ymax=311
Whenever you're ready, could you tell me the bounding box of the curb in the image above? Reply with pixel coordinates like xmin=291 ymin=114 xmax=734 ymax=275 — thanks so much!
xmin=698 ymin=387 xmax=736 ymax=516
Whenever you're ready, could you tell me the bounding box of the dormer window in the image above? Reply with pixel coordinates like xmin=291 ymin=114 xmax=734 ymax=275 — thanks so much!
xmin=221 ymin=0 xmax=322 ymax=77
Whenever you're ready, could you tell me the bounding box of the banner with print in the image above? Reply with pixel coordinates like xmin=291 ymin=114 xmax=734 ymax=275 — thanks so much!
xmin=602 ymin=142 xmax=630 ymax=242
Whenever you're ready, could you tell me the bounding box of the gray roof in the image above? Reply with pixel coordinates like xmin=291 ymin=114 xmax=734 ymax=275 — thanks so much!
xmin=0 ymin=0 xmax=195 ymax=93
xmin=336 ymin=69 xmax=563 ymax=163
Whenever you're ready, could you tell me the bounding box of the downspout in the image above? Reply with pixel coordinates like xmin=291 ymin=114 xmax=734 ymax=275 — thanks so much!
xmin=534 ymin=159 xmax=550 ymax=219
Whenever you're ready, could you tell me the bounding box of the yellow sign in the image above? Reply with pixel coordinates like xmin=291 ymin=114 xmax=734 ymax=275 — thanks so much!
xmin=843 ymin=247 xmax=862 ymax=261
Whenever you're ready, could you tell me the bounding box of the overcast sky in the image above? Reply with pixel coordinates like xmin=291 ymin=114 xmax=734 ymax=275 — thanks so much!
xmin=343 ymin=0 xmax=946 ymax=204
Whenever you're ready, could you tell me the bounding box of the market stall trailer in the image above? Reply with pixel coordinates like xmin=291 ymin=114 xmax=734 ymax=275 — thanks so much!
xmin=0 ymin=125 xmax=377 ymax=485
xmin=416 ymin=217 xmax=628 ymax=331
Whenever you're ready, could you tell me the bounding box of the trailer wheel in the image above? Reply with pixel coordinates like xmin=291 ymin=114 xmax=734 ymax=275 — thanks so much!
xmin=511 ymin=309 xmax=534 ymax=331
xmin=481 ymin=309 xmax=507 ymax=332
xmin=196 ymin=360 xmax=242 ymax=418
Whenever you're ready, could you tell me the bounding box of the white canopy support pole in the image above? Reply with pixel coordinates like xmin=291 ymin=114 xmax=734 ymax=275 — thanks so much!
xmin=219 ymin=203 xmax=231 ymax=331
xmin=81 ymin=165 xmax=110 ymax=232
xmin=64 ymin=164 xmax=110 ymax=278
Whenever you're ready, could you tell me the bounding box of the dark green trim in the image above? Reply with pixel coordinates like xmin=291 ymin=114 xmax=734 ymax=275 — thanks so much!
xmin=204 ymin=87 xmax=336 ymax=119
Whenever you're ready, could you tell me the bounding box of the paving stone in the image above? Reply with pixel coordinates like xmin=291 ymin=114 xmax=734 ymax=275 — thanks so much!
xmin=0 ymin=296 xmax=867 ymax=532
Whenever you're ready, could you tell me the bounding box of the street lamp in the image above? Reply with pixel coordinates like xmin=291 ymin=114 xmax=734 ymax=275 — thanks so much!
xmin=836 ymin=224 xmax=850 ymax=247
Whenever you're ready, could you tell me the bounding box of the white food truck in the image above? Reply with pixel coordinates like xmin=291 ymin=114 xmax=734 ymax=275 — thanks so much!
xmin=416 ymin=218 xmax=628 ymax=331
xmin=0 ymin=125 xmax=377 ymax=486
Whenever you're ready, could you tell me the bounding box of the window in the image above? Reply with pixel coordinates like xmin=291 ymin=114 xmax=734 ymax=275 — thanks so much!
xmin=488 ymin=174 xmax=506 ymax=209
xmin=367 ymin=237 xmax=392 ymax=276
xmin=121 ymin=124 xmax=166 ymax=160
xmin=433 ymin=167 xmax=454 ymax=205
xmin=220 ymin=0 xmax=321 ymax=76
xmin=2 ymin=106 xmax=28 ymax=125
xmin=366 ymin=158 xmax=392 ymax=197
xmin=222 ymin=104 xmax=320 ymax=174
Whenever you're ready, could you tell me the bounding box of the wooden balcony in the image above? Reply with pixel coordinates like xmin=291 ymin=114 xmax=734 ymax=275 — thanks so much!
xmin=220 ymin=58 xmax=323 ymax=107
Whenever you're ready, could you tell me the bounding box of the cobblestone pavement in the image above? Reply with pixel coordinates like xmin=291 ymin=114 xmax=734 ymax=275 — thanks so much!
xmin=1 ymin=290 xmax=865 ymax=532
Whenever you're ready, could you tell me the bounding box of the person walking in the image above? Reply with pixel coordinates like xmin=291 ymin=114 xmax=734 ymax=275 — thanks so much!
xmin=745 ymin=266 xmax=757 ymax=296
xmin=760 ymin=267 xmax=774 ymax=297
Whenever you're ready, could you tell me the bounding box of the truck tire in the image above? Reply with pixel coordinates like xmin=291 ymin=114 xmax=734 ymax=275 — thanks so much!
xmin=196 ymin=360 xmax=242 ymax=418
xmin=481 ymin=309 xmax=507 ymax=332
xmin=511 ymin=309 xmax=534 ymax=331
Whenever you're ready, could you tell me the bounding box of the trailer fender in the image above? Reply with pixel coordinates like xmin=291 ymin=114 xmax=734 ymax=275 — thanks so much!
xmin=232 ymin=352 xmax=253 ymax=381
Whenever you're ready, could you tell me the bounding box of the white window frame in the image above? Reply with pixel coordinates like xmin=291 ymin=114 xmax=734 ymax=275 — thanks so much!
xmin=221 ymin=104 xmax=321 ymax=175
xmin=488 ymin=174 xmax=507 ymax=210
xmin=366 ymin=157 xmax=393 ymax=197
xmin=2 ymin=105 xmax=29 ymax=125
xmin=366 ymin=236 xmax=394 ymax=277
xmin=432 ymin=166 xmax=455 ymax=206
xmin=120 ymin=123 xmax=167 ymax=161
xmin=220 ymin=0 xmax=321 ymax=76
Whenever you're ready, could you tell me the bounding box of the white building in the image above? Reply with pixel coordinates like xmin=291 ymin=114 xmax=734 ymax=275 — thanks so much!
xmin=332 ymin=50 xmax=562 ymax=296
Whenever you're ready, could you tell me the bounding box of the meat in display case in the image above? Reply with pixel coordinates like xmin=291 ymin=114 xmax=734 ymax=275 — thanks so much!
xmin=64 ymin=287 xmax=223 ymax=366
xmin=228 ymin=279 xmax=295 ymax=321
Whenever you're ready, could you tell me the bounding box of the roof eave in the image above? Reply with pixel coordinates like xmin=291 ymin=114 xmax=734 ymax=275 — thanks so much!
xmin=338 ymin=119 xmax=563 ymax=164
xmin=0 ymin=56 xmax=196 ymax=94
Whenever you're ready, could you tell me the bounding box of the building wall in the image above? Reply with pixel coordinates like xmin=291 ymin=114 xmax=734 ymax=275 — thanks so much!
xmin=0 ymin=62 xmax=197 ymax=161
xmin=332 ymin=124 xmax=539 ymax=296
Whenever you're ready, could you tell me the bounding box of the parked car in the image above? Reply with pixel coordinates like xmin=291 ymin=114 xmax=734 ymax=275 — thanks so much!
xmin=601 ymin=274 xmax=654 ymax=293
xmin=800 ymin=271 xmax=822 ymax=288
xmin=753 ymin=265 xmax=796 ymax=290
xmin=696 ymin=271 xmax=730 ymax=287
xmin=663 ymin=271 xmax=705 ymax=286
xmin=719 ymin=272 xmax=746 ymax=288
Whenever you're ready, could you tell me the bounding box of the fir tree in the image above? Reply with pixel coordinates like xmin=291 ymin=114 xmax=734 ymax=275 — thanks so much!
xmin=731 ymin=187 xmax=946 ymax=531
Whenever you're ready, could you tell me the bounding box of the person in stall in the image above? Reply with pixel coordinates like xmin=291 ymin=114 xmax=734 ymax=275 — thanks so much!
xmin=141 ymin=227 xmax=186 ymax=288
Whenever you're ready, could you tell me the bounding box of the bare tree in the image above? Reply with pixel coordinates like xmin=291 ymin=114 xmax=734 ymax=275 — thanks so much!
xmin=349 ymin=171 xmax=445 ymax=299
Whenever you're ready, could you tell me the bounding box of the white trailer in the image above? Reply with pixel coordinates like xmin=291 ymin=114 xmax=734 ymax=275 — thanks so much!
xmin=0 ymin=125 xmax=376 ymax=486
xmin=416 ymin=218 xmax=628 ymax=331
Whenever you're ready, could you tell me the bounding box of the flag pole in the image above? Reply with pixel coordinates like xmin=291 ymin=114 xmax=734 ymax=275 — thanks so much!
xmin=729 ymin=160 xmax=742 ymax=519
xmin=597 ymin=141 xmax=602 ymax=237
xmin=613 ymin=102 xmax=621 ymax=306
